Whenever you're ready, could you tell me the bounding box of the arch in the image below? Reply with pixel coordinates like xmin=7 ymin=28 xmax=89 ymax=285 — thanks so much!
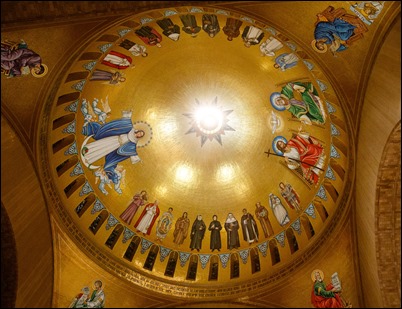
xmin=330 ymin=159 xmax=345 ymax=181
xmin=105 ymin=224 xmax=124 ymax=249
xmin=250 ymin=247 xmax=261 ymax=274
xmin=286 ymin=228 xmax=299 ymax=254
xmin=88 ymin=210 xmax=108 ymax=235
xmin=143 ymin=245 xmax=159 ymax=271
xmin=79 ymin=52 xmax=103 ymax=61
xmin=186 ymin=255 xmax=198 ymax=281
xmin=75 ymin=194 xmax=95 ymax=217
xmin=52 ymin=113 xmax=75 ymax=130
xmin=56 ymin=92 xmax=80 ymax=106
xmin=375 ymin=121 xmax=401 ymax=307
xmin=63 ymin=176 xmax=85 ymax=198
xmin=96 ymin=34 xmax=120 ymax=42
xmin=332 ymin=136 xmax=348 ymax=157
xmin=123 ymin=236 xmax=141 ymax=262
xmin=323 ymin=180 xmax=339 ymax=203
xmin=269 ymin=239 xmax=280 ymax=265
xmin=1 ymin=203 xmax=18 ymax=308
xmin=164 ymin=251 xmax=179 ymax=277
xmin=301 ymin=214 xmax=315 ymax=240
xmin=208 ymin=255 xmax=219 ymax=281
xmin=65 ymin=71 xmax=89 ymax=82
xmin=230 ymin=253 xmax=240 ymax=279
xmin=313 ymin=200 xmax=329 ymax=223
xmin=52 ymin=135 xmax=75 ymax=154
xmin=56 ymin=156 xmax=78 ymax=176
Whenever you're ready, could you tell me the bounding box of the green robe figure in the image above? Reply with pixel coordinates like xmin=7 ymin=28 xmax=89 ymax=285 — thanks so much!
xmin=276 ymin=81 xmax=326 ymax=125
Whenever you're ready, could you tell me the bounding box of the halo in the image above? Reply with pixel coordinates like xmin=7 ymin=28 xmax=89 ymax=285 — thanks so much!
xmin=272 ymin=135 xmax=287 ymax=156
xmin=92 ymin=279 xmax=104 ymax=290
xmin=133 ymin=121 xmax=153 ymax=147
xmin=311 ymin=269 xmax=324 ymax=282
xmin=31 ymin=63 xmax=48 ymax=78
xmin=311 ymin=40 xmax=327 ymax=54
xmin=270 ymin=92 xmax=286 ymax=111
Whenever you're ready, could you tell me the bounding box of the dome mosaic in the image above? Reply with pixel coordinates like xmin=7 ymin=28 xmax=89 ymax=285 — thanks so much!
xmin=43 ymin=5 xmax=350 ymax=296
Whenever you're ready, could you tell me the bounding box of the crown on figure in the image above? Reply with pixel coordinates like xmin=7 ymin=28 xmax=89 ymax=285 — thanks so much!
xmin=121 ymin=110 xmax=132 ymax=118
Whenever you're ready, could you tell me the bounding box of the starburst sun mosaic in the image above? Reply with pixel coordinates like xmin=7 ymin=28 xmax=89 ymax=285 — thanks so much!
xmin=183 ymin=97 xmax=235 ymax=146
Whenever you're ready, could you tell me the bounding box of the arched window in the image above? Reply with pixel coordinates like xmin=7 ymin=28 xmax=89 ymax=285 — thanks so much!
xmin=56 ymin=156 xmax=78 ymax=177
xmin=164 ymin=251 xmax=178 ymax=277
xmin=314 ymin=200 xmax=329 ymax=222
xmin=64 ymin=176 xmax=85 ymax=198
xmin=286 ymin=228 xmax=299 ymax=254
xmin=269 ymin=239 xmax=280 ymax=265
xmin=143 ymin=245 xmax=159 ymax=271
xmin=301 ymin=214 xmax=315 ymax=240
xmin=75 ymin=194 xmax=95 ymax=217
xmin=208 ymin=255 xmax=219 ymax=281
xmin=186 ymin=255 xmax=198 ymax=280
xmin=250 ymin=247 xmax=261 ymax=274
xmin=230 ymin=253 xmax=240 ymax=279
xmin=52 ymin=135 xmax=75 ymax=154
xmin=123 ymin=236 xmax=141 ymax=262
xmin=105 ymin=224 xmax=123 ymax=249
xmin=89 ymin=210 xmax=108 ymax=235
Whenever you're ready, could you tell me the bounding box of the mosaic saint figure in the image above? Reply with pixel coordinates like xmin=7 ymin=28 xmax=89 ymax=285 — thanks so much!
xmin=1 ymin=39 xmax=48 ymax=78
xmin=242 ymin=25 xmax=264 ymax=47
xmin=119 ymin=39 xmax=148 ymax=57
xmin=255 ymin=202 xmax=274 ymax=238
xmin=89 ymin=69 xmax=126 ymax=85
xmin=260 ymin=36 xmax=284 ymax=56
xmin=135 ymin=25 xmax=163 ymax=47
xmin=240 ymin=208 xmax=259 ymax=244
xmin=312 ymin=5 xmax=368 ymax=55
xmin=202 ymin=14 xmax=220 ymax=38
xmin=134 ymin=200 xmax=160 ymax=235
xmin=279 ymin=182 xmax=301 ymax=213
xmin=86 ymin=280 xmax=105 ymax=308
xmin=222 ymin=17 xmax=243 ymax=41
xmin=208 ymin=214 xmax=222 ymax=252
xmin=180 ymin=14 xmax=201 ymax=37
xmin=273 ymin=81 xmax=326 ymax=125
xmin=274 ymin=53 xmax=299 ymax=71
xmin=120 ymin=190 xmax=148 ymax=225
xmin=189 ymin=214 xmax=206 ymax=251
xmin=101 ymin=50 xmax=133 ymax=69
xmin=156 ymin=18 xmax=180 ymax=41
xmin=224 ymin=213 xmax=240 ymax=250
xmin=155 ymin=207 xmax=174 ymax=241
xmin=311 ymin=269 xmax=351 ymax=308
xmin=276 ymin=131 xmax=326 ymax=185
xmin=173 ymin=211 xmax=190 ymax=246
xmin=269 ymin=193 xmax=290 ymax=227
xmin=68 ymin=286 xmax=90 ymax=308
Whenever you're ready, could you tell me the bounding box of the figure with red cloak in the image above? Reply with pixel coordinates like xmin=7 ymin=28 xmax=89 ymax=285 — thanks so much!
xmin=311 ymin=269 xmax=351 ymax=308
xmin=134 ymin=200 xmax=160 ymax=235
xmin=101 ymin=50 xmax=133 ymax=70
xmin=276 ymin=131 xmax=326 ymax=185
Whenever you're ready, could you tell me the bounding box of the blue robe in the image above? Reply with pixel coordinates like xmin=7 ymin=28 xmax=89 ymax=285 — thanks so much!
xmin=82 ymin=118 xmax=138 ymax=184
xmin=314 ymin=18 xmax=356 ymax=52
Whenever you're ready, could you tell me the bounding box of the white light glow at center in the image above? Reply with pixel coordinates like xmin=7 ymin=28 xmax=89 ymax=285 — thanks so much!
xmin=195 ymin=106 xmax=223 ymax=134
